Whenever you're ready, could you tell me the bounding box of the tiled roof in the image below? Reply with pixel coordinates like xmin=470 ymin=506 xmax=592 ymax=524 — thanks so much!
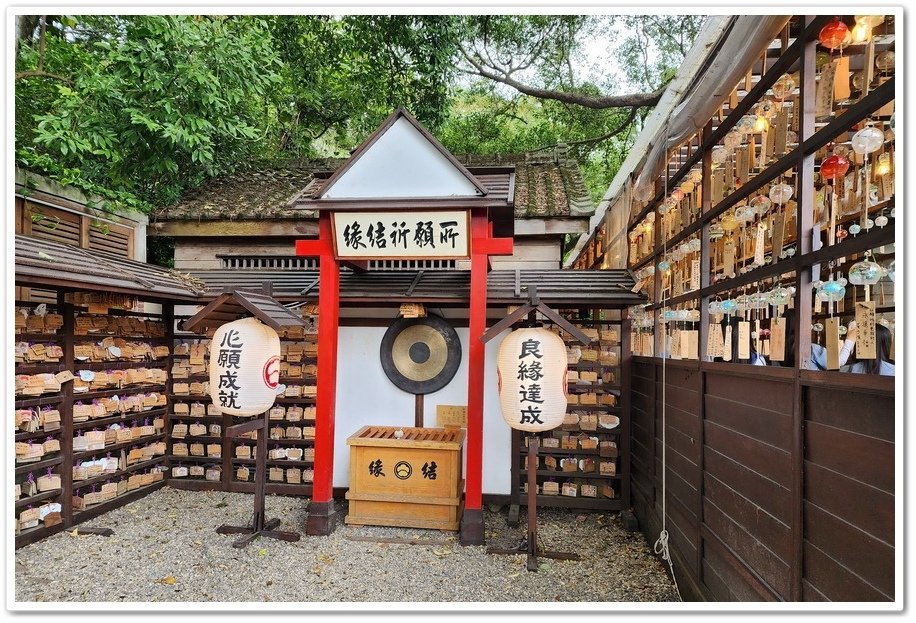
xmin=188 ymin=267 xmax=644 ymax=306
xmin=152 ymin=162 xmax=342 ymax=222
xmin=155 ymin=149 xmax=594 ymax=222
xmin=454 ymin=148 xmax=594 ymax=218
xmin=15 ymin=235 xmax=206 ymax=301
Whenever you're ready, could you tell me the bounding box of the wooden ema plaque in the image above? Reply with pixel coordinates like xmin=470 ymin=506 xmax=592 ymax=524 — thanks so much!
xmin=686 ymin=330 xmax=699 ymax=359
xmin=855 ymin=301 xmax=877 ymax=360
xmin=833 ymin=55 xmax=851 ymax=101
xmin=774 ymin=109 xmax=789 ymax=155
xmin=816 ymin=59 xmax=836 ymax=117
xmin=771 ymin=212 xmax=786 ymax=265
xmin=707 ymin=323 xmax=725 ymax=359
xmin=690 ymin=258 xmax=701 ymax=291
xmin=769 ymin=317 xmax=786 ymax=362
xmin=737 ymin=321 xmax=751 ymax=360
xmin=436 ymin=404 xmax=467 ymax=428
xmin=723 ymin=241 xmax=736 ymax=277
xmin=345 ymin=426 xmax=465 ymax=531
xmin=825 ymin=316 xmax=841 ymax=370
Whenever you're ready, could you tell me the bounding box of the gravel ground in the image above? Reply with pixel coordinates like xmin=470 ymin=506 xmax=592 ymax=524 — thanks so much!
xmin=14 ymin=488 xmax=679 ymax=604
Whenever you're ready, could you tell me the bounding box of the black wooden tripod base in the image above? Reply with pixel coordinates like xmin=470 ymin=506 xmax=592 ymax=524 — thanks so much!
xmin=487 ymin=436 xmax=579 ymax=571
xmin=215 ymin=411 xmax=300 ymax=548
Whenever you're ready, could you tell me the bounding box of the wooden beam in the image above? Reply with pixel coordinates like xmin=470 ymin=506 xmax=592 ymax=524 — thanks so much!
xmin=181 ymin=293 xmax=233 ymax=333
xmin=153 ymin=220 xmax=319 ymax=238
xmin=341 ymin=260 xmax=369 ymax=273
xmin=225 ymin=418 xmax=266 ymax=438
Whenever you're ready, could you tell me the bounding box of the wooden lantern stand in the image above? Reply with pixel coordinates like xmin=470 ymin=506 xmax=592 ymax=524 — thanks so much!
xmin=180 ymin=286 xmax=310 ymax=548
xmin=483 ymin=285 xmax=591 ymax=571
xmin=216 ymin=411 xmax=300 ymax=547
xmin=487 ymin=435 xmax=579 ymax=571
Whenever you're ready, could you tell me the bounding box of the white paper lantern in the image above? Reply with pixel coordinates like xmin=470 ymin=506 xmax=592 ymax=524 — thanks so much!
xmin=209 ymin=317 xmax=281 ymax=416
xmin=497 ymin=327 xmax=568 ymax=432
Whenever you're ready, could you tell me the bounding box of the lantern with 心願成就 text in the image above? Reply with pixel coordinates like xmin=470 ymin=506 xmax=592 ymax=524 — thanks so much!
xmin=208 ymin=317 xmax=281 ymax=416
xmin=497 ymin=326 xmax=568 ymax=433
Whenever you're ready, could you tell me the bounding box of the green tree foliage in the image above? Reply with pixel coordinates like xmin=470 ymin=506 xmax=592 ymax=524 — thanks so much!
xmin=269 ymin=15 xmax=459 ymax=156
xmin=17 ymin=15 xmax=281 ymax=206
xmin=15 ymin=14 xmax=702 ymax=212
xmin=443 ymin=15 xmax=703 ymax=202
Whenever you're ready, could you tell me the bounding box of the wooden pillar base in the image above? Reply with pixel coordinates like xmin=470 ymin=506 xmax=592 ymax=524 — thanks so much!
xmin=305 ymin=500 xmax=339 ymax=536
xmin=487 ymin=540 xmax=580 ymax=572
xmin=487 ymin=438 xmax=578 ymax=571
xmin=507 ymin=504 xmax=520 ymax=527
xmin=620 ymin=509 xmax=640 ymax=532
xmin=216 ymin=516 xmax=301 ymax=548
xmin=459 ymin=508 xmax=485 ymax=546
xmin=72 ymin=527 xmax=114 ymax=537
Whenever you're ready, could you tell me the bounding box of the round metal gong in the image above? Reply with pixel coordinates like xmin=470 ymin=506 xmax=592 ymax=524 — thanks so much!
xmin=380 ymin=315 xmax=461 ymax=395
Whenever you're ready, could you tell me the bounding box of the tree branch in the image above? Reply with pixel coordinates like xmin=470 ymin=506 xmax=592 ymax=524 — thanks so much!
xmin=458 ymin=43 xmax=667 ymax=109
xmin=533 ymin=106 xmax=639 ymax=152
xmin=15 ymin=70 xmax=72 ymax=83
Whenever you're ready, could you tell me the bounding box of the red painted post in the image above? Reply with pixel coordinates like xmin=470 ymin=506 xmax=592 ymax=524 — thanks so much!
xmin=296 ymin=212 xmax=340 ymax=535
xmin=461 ymin=211 xmax=489 ymax=545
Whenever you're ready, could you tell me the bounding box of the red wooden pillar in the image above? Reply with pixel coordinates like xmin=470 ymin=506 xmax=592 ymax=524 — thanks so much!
xmin=461 ymin=212 xmax=489 ymax=544
xmin=295 ymin=212 xmax=340 ymax=535
xmin=461 ymin=211 xmax=512 ymax=545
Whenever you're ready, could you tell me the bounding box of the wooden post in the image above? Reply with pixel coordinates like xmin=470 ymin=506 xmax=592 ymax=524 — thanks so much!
xmin=461 ymin=211 xmax=489 ymax=545
xmin=296 ymin=211 xmax=340 ymax=536
xmin=60 ymin=292 xmax=75 ymax=528
xmin=253 ymin=410 xmax=267 ymax=532
xmin=488 ymin=434 xmax=579 ymax=569
xmin=507 ymin=430 xmax=521 ymax=526
xmin=698 ymin=120 xmax=714 ymax=362
xmin=526 ymin=436 xmax=539 ymax=571
xmin=216 ymin=413 xmax=300 ymax=547
xmin=791 ymin=16 xmax=817 ymax=602
xmin=619 ymin=309 xmax=634 ymax=520
xmin=414 ymin=394 xmax=424 ymax=428
xmin=509 ymin=307 xmax=539 ymax=527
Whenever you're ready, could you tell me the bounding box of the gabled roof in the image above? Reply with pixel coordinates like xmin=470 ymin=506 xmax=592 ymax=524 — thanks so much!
xmin=182 ymin=289 xmax=308 ymax=334
xmin=316 ymin=108 xmax=488 ymax=200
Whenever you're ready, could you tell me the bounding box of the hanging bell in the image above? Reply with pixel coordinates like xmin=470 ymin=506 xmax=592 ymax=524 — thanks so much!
xmin=768 ymin=183 xmax=794 ymax=205
xmin=818 ymin=18 xmax=849 ymax=50
xmin=848 ymin=259 xmax=885 ymax=285
xmin=815 ymin=278 xmax=847 ymax=302
xmin=851 ymin=125 xmax=884 ymax=155
xmin=820 ymin=154 xmax=851 ymax=180
xmin=771 ymin=74 xmax=796 ymax=100
xmin=875 ymin=50 xmax=895 ymax=72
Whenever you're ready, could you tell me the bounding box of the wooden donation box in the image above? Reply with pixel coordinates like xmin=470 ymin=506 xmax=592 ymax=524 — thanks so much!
xmin=345 ymin=426 xmax=465 ymax=530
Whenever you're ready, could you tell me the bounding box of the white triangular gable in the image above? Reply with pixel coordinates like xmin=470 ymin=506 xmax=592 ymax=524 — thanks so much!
xmin=320 ymin=116 xmax=483 ymax=199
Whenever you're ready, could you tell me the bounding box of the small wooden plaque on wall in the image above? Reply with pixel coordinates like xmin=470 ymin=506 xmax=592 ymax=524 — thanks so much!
xmin=437 ymin=405 xmax=467 ymax=428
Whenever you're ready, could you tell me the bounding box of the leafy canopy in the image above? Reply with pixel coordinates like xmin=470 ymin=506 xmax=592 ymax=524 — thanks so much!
xmin=15 ymin=14 xmax=702 ymax=212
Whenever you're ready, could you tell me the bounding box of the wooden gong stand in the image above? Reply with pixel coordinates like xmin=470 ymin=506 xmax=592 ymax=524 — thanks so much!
xmin=216 ymin=410 xmax=301 ymax=547
xmin=483 ymin=285 xmax=590 ymax=571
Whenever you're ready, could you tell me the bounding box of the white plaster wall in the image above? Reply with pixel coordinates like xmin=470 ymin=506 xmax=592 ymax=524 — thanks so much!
xmin=333 ymin=326 xmax=510 ymax=494
xmin=323 ymin=117 xmax=481 ymax=198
